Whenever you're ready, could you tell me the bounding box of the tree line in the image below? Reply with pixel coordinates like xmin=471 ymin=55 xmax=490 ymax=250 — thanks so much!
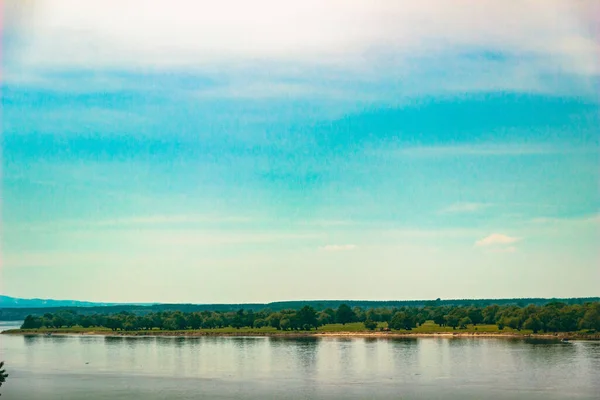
xmin=20 ymin=301 xmax=600 ymax=333
xmin=4 ymin=297 xmax=598 ymax=321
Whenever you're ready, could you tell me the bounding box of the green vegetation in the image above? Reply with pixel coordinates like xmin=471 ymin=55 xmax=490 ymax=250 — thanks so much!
xmin=364 ymin=319 xmax=378 ymax=330
xmin=3 ymin=321 xmax=573 ymax=337
xmin=15 ymin=302 xmax=600 ymax=335
xmin=0 ymin=361 xmax=7 ymax=396
xmin=3 ymin=297 xmax=598 ymax=322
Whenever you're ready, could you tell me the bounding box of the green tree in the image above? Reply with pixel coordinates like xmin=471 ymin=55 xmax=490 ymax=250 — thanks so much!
xmin=297 ymin=306 xmax=318 ymax=330
xmin=267 ymin=313 xmax=282 ymax=330
xmin=287 ymin=312 xmax=301 ymax=330
xmin=280 ymin=318 xmax=291 ymax=331
xmin=151 ymin=314 xmax=164 ymax=330
xmin=139 ymin=316 xmax=153 ymax=330
xmin=415 ymin=312 xmax=427 ymax=326
xmin=523 ymin=316 xmax=543 ymax=333
xmin=389 ymin=312 xmax=416 ymax=330
xmin=459 ymin=317 xmax=472 ymax=329
xmin=122 ymin=315 xmax=139 ymax=331
xmin=317 ymin=312 xmax=333 ymax=326
xmin=506 ymin=316 xmax=521 ymax=331
xmin=79 ymin=316 xmax=93 ymax=328
xmin=482 ymin=305 xmax=499 ymax=324
xmin=245 ymin=310 xmax=256 ymax=328
xmin=173 ymin=312 xmax=187 ymax=330
xmin=322 ymin=308 xmax=336 ymax=322
xmin=432 ymin=311 xmax=446 ymax=327
xmin=445 ymin=314 xmax=459 ymax=330
xmin=352 ymin=307 xmax=366 ymax=322
xmin=365 ymin=309 xmax=379 ymax=322
xmin=162 ymin=317 xmax=178 ymax=331
xmin=467 ymin=308 xmax=483 ymax=325
xmin=253 ymin=318 xmax=267 ymax=328
xmin=187 ymin=313 xmax=203 ymax=330
xmin=21 ymin=315 xmax=42 ymax=329
xmin=379 ymin=308 xmax=393 ymax=323
xmin=579 ymin=303 xmax=600 ymax=331
xmin=42 ymin=314 xmax=54 ymax=328
xmin=0 ymin=361 xmax=8 ymax=396
xmin=558 ymin=306 xmax=580 ymax=332
xmin=58 ymin=311 xmax=76 ymax=328
xmin=231 ymin=309 xmax=245 ymax=329
xmin=105 ymin=316 xmax=123 ymax=331
xmin=335 ymin=304 xmax=356 ymax=325
xmin=364 ymin=319 xmax=377 ymax=330
xmin=52 ymin=315 xmax=66 ymax=328
xmin=203 ymin=315 xmax=219 ymax=329
xmin=21 ymin=300 xmax=600 ymax=336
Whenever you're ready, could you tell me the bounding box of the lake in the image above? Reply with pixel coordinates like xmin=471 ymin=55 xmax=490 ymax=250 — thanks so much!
xmin=1 ymin=323 xmax=599 ymax=399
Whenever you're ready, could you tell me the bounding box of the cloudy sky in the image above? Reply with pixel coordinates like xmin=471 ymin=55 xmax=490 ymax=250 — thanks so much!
xmin=2 ymin=0 xmax=599 ymax=303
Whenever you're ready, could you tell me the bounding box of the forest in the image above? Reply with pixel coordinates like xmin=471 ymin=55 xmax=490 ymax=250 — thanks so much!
xmin=20 ymin=301 xmax=600 ymax=334
xmin=3 ymin=297 xmax=598 ymax=321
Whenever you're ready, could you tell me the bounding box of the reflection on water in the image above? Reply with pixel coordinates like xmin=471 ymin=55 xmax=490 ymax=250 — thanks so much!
xmin=291 ymin=337 xmax=319 ymax=374
xmin=523 ymin=338 xmax=563 ymax=345
xmin=1 ymin=334 xmax=599 ymax=399
xmin=104 ymin=336 xmax=126 ymax=345
xmin=23 ymin=335 xmax=41 ymax=345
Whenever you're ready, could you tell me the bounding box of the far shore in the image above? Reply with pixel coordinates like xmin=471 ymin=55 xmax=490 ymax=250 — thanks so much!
xmin=3 ymin=329 xmax=599 ymax=341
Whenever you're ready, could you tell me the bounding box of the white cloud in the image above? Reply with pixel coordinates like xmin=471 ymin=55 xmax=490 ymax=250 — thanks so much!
xmin=321 ymin=244 xmax=357 ymax=251
xmin=8 ymin=1 xmax=598 ymax=69
xmin=4 ymin=0 xmax=599 ymax=98
xmin=475 ymin=233 xmax=520 ymax=247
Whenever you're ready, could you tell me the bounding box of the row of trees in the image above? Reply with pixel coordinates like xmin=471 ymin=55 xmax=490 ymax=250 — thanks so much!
xmin=21 ymin=305 xmax=354 ymax=332
xmin=21 ymin=302 xmax=600 ymax=333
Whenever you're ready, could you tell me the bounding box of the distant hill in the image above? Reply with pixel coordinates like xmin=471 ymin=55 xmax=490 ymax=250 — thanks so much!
xmin=0 ymin=295 xmax=598 ymax=321
xmin=0 ymin=295 xmax=148 ymax=309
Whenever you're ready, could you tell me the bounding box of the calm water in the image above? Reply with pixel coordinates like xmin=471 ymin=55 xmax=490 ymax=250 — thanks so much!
xmin=1 ymin=324 xmax=599 ymax=399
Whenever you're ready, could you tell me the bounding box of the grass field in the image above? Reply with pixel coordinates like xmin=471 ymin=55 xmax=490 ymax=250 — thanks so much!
xmin=404 ymin=321 xmax=530 ymax=334
xmin=2 ymin=321 xmax=537 ymax=335
xmin=10 ymin=320 xmax=599 ymax=338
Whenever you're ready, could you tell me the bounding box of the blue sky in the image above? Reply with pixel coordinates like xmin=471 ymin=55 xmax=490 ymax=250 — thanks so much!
xmin=1 ymin=0 xmax=599 ymax=302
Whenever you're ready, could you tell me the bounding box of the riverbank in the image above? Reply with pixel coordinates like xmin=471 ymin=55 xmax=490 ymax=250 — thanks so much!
xmin=3 ymin=328 xmax=598 ymax=340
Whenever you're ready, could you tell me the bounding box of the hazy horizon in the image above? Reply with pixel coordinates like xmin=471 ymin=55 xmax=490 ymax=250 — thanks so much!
xmin=2 ymin=1 xmax=599 ymax=303
xmin=3 ymin=294 xmax=600 ymax=306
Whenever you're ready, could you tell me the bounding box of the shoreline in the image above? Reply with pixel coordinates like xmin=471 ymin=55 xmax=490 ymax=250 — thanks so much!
xmin=3 ymin=329 xmax=598 ymax=340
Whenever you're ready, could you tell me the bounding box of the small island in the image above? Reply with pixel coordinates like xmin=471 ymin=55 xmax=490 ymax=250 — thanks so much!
xmin=5 ymin=301 xmax=599 ymax=340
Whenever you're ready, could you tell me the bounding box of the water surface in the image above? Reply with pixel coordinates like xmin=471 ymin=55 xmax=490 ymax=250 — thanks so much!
xmin=1 ymin=330 xmax=598 ymax=399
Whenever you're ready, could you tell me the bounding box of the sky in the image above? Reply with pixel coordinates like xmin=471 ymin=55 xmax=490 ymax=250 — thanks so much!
xmin=1 ymin=0 xmax=599 ymax=303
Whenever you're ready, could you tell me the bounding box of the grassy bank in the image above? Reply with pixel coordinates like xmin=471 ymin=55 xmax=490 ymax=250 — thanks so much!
xmin=4 ymin=321 xmax=598 ymax=339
